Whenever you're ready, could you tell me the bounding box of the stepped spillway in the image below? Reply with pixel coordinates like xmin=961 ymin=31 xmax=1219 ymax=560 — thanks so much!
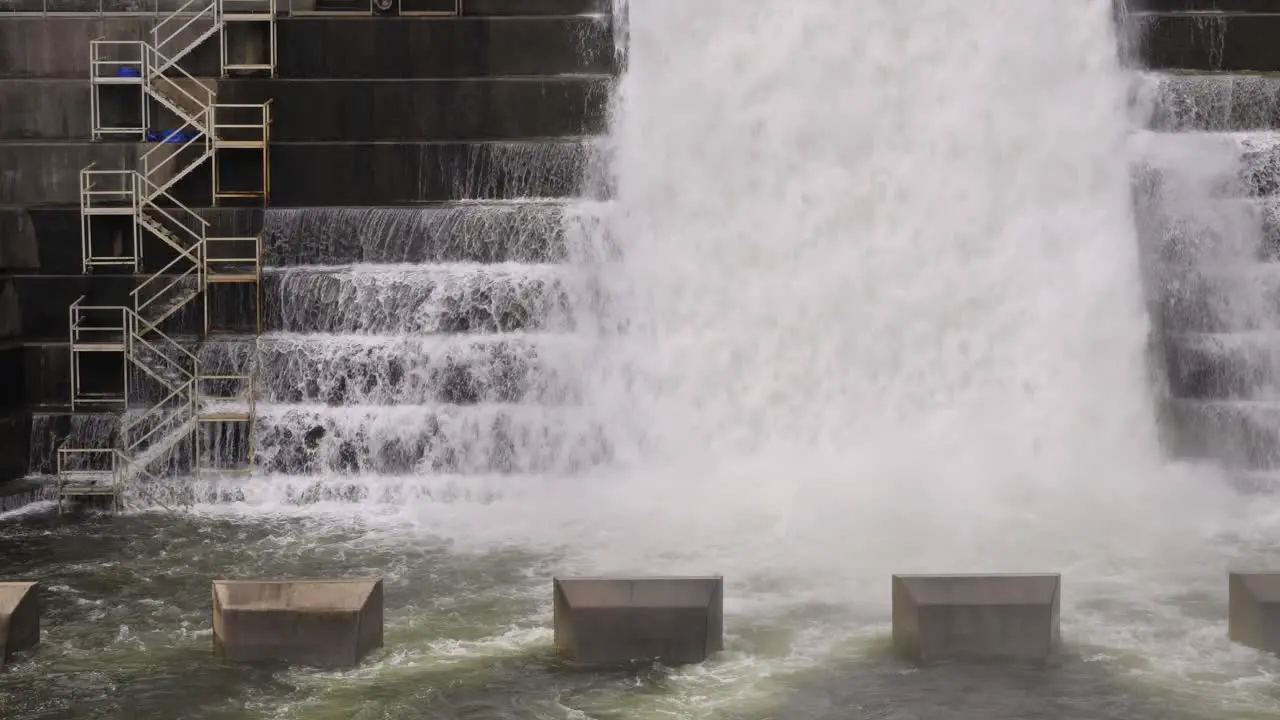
xmin=1132 ymin=72 xmax=1280 ymax=481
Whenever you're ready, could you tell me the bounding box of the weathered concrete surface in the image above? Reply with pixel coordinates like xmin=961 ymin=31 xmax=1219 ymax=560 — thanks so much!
xmin=892 ymin=574 xmax=1061 ymax=662
xmin=1134 ymin=13 xmax=1280 ymax=72
xmin=270 ymin=140 xmax=590 ymax=205
xmin=1126 ymin=0 xmax=1280 ymax=10
xmin=461 ymin=0 xmax=607 ymax=13
xmin=553 ymin=576 xmax=724 ymax=665
xmin=1228 ymin=572 xmax=1280 ymax=653
xmin=276 ymin=17 xmax=614 ymax=78
xmin=0 ymin=581 xmax=39 ymax=667
xmin=212 ymin=578 xmax=384 ymax=668
xmin=0 ymin=0 xmax=194 ymax=12
xmin=217 ymin=77 xmax=610 ymax=141
xmin=0 ymin=205 xmax=262 ymax=274
xmin=0 ymin=18 xmax=220 ymax=78
xmin=0 ymin=80 xmax=92 ymax=139
xmin=0 ymin=142 xmax=139 ymax=204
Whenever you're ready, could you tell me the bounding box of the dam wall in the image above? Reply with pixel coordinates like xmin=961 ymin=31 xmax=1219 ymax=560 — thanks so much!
xmin=0 ymin=0 xmax=615 ymax=486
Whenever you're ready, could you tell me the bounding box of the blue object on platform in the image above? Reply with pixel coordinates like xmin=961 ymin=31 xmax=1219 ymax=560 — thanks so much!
xmin=116 ymin=66 xmax=141 ymax=78
xmin=144 ymin=129 xmax=191 ymax=143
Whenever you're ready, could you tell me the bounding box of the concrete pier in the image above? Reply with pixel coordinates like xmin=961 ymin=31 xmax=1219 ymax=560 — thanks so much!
xmin=892 ymin=574 xmax=1061 ymax=662
xmin=553 ymin=576 xmax=724 ymax=666
xmin=0 ymin=581 xmax=40 ymax=667
xmin=1228 ymin=572 xmax=1280 ymax=654
xmin=212 ymin=578 xmax=383 ymax=668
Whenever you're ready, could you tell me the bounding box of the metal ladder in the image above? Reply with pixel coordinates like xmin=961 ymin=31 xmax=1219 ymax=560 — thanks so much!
xmin=60 ymin=0 xmax=274 ymax=512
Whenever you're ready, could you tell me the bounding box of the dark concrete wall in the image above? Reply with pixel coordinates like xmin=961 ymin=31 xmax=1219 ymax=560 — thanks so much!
xmin=0 ymin=17 xmax=220 ymax=78
xmin=1125 ymin=0 xmax=1280 ymax=11
xmin=0 ymin=7 xmax=615 ymax=481
xmin=270 ymin=140 xmax=592 ymax=205
xmin=1135 ymin=13 xmax=1280 ymax=71
xmin=218 ymin=78 xmax=609 ymax=141
xmin=276 ymin=17 xmax=613 ymax=78
xmin=0 ymin=0 xmax=606 ymax=13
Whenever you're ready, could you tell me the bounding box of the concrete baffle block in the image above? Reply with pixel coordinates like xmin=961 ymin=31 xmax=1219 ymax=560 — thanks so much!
xmin=553 ymin=576 xmax=724 ymax=665
xmin=892 ymin=574 xmax=1061 ymax=662
xmin=212 ymin=578 xmax=383 ymax=668
xmin=1228 ymin=572 xmax=1280 ymax=654
xmin=0 ymin=582 xmax=40 ymax=668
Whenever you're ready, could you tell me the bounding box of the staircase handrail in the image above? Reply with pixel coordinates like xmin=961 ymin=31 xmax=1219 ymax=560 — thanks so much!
xmin=143 ymin=43 xmax=215 ymax=121
xmin=136 ymin=172 xmax=211 ymax=230
xmin=123 ymin=378 xmax=195 ymax=452
xmin=152 ymin=0 xmax=219 ymax=58
xmin=129 ymin=307 xmax=201 ymax=368
xmin=139 ymin=112 xmax=212 ymax=183
xmin=135 ymin=174 xmax=210 ymax=258
xmin=133 ymin=253 xmax=205 ymax=320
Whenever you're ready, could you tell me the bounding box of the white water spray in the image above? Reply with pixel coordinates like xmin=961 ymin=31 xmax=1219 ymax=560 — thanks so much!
xmin=542 ymin=0 xmax=1235 ymax=583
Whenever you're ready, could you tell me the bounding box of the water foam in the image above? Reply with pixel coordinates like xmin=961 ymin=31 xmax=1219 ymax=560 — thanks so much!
xmin=175 ymin=1 xmax=1280 ymax=714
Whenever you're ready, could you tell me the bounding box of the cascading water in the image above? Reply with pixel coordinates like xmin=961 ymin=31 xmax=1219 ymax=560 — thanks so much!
xmin=13 ymin=3 xmax=1280 ymax=718
xmin=1131 ymin=70 xmax=1280 ymax=482
xmin=542 ymin=0 xmax=1230 ymax=578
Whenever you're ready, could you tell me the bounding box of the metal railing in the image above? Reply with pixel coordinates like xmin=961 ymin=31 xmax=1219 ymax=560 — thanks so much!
xmin=56 ymin=448 xmax=124 ymax=513
xmin=152 ymin=0 xmax=220 ymax=65
xmin=79 ymin=166 xmax=141 ymax=271
xmin=2 ymin=0 xmax=467 ymax=14
xmin=68 ymin=298 xmax=130 ymax=412
xmin=62 ymin=0 xmax=273 ymax=509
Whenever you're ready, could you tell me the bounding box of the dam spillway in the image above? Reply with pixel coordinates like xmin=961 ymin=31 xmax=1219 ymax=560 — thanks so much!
xmin=6 ymin=1 xmax=1280 ymax=719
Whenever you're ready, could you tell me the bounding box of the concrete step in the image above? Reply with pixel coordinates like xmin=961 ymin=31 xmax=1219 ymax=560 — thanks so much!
xmin=262 ymin=263 xmax=575 ymax=334
xmin=1133 ymin=12 xmax=1280 ymax=72
xmin=200 ymin=332 xmax=583 ymax=405
xmin=1133 ymin=72 xmax=1280 ymax=133
xmin=1166 ymin=398 xmax=1280 ymax=470
xmin=1165 ymin=331 xmax=1280 ymax=400
xmin=461 ymin=0 xmax=608 ymax=14
xmin=1126 ymin=0 xmax=1280 ymax=12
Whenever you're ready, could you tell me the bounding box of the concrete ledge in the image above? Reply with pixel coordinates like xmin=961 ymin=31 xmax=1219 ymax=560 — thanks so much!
xmin=1126 ymin=0 xmax=1280 ymax=11
xmin=892 ymin=574 xmax=1061 ymax=662
xmin=0 ymin=80 xmax=92 ymax=140
xmin=0 ymin=18 xmax=219 ymax=78
xmin=0 ymin=142 xmax=141 ymax=205
xmin=1134 ymin=13 xmax=1280 ymax=71
xmin=212 ymin=578 xmax=384 ymax=668
xmin=553 ymin=576 xmax=724 ymax=666
xmin=1165 ymin=398 xmax=1280 ymax=470
xmin=276 ymin=16 xmax=614 ymax=79
xmin=269 ymin=140 xmax=592 ymax=205
xmin=460 ymin=0 xmax=608 ymax=13
xmin=0 ymin=581 xmax=40 ymax=667
xmin=218 ymin=77 xmax=610 ymax=141
xmin=1229 ymin=572 xmax=1280 ymax=653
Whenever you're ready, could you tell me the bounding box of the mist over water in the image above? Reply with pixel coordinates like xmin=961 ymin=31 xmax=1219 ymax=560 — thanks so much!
xmin=523 ymin=0 xmax=1237 ymax=592
xmin=18 ymin=2 xmax=1280 ymax=717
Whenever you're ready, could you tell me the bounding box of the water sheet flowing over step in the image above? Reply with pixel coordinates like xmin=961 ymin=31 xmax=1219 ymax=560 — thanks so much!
xmin=1133 ymin=71 xmax=1280 ymax=476
xmin=263 ymin=264 xmax=578 ymax=334
xmin=201 ymin=334 xmax=585 ymax=406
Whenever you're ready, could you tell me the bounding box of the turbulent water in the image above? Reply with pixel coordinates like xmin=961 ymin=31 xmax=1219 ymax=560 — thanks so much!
xmin=9 ymin=1 xmax=1280 ymax=718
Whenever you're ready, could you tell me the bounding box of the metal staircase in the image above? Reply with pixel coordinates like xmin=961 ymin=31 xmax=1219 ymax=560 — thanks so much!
xmin=59 ymin=0 xmax=274 ymax=512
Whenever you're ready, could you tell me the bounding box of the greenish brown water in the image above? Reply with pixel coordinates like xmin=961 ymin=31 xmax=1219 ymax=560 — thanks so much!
xmin=3 ymin=503 xmax=1280 ymax=720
